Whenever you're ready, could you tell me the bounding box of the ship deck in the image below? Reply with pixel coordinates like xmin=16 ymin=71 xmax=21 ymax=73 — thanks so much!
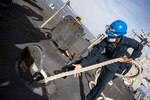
xmin=0 ymin=0 xmax=135 ymax=100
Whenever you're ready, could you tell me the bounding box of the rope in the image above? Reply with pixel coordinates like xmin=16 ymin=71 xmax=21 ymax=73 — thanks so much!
xmin=115 ymin=60 xmax=141 ymax=78
xmin=39 ymin=58 xmax=123 ymax=83
xmin=89 ymin=60 xmax=141 ymax=89
xmin=88 ymin=60 xmax=142 ymax=100
xmin=39 ymin=58 xmax=141 ymax=84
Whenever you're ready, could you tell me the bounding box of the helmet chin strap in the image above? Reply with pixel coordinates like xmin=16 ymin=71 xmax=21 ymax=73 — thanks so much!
xmin=107 ymin=37 xmax=117 ymax=43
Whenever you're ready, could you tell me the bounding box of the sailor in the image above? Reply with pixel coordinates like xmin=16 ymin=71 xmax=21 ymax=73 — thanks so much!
xmin=54 ymin=20 xmax=143 ymax=100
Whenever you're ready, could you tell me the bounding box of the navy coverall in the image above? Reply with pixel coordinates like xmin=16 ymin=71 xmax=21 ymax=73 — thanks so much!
xmin=59 ymin=36 xmax=143 ymax=100
xmin=78 ymin=36 xmax=143 ymax=100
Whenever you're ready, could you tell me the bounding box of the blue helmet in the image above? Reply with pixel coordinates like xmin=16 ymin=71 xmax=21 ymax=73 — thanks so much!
xmin=105 ymin=20 xmax=127 ymax=37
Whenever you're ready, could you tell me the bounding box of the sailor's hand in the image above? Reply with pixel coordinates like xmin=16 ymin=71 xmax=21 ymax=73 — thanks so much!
xmin=72 ymin=64 xmax=82 ymax=77
xmin=120 ymin=57 xmax=133 ymax=63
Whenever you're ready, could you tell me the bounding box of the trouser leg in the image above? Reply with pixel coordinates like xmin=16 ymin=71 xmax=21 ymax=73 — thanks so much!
xmin=86 ymin=67 xmax=116 ymax=100
xmin=63 ymin=64 xmax=75 ymax=71
xmin=113 ymin=62 xmax=132 ymax=80
xmin=53 ymin=62 xmax=76 ymax=75
xmin=61 ymin=59 xmax=83 ymax=71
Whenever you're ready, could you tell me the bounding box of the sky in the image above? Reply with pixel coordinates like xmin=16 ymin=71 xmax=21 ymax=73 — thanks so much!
xmin=62 ymin=0 xmax=150 ymax=53
xmin=63 ymin=0 xmax=150 ymax=37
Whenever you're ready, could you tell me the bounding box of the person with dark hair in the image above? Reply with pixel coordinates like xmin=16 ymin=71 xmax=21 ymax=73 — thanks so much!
xmin=0 ymin=0 xmax=12 ymax=18
xmin=0 ymin=8 xmax=3 ymax=18
xmin=0 ymin=0 xmax=12 ymax=7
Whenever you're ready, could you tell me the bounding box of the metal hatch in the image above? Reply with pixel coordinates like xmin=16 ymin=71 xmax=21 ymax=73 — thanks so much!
xmin=51 ymin=15 xmax=84 ymax=50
